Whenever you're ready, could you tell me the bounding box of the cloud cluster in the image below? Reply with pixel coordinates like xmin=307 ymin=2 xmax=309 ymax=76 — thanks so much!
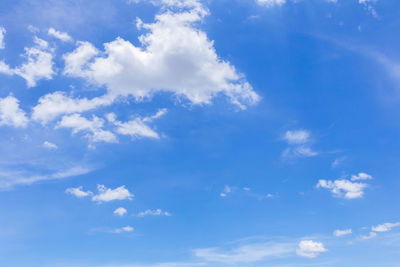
xmin=137 ymin=209 xmax=171 ymax=217
xmin=62 ymin=2 xmax=258 ymax=108
xmin=66 ymin=184 xmax=134 ymax=202
xmin=316 ymin=172 xmax=373 ymax=199
xmin=0 ymin=36 xmax=55 ymax=87
xmin=0 ymin=95 xmax=29 ymax=128
xmin=360 ymin=221 xmax=400 ymax=240
xmin=282 ymin=129 xmax=318 ymax=158
xmin=296 ymin=240 xmax=327 ymax=258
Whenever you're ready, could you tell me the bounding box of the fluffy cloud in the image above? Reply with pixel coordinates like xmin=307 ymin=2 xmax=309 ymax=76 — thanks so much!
xmin=91 ymin=185 xmax=134 ymax=202
xmin=43 ymin=141 xmax=58 ymax=150
xmin=48 ymin=28 xmax=73 ymax=42
xmin=371 ymin=222 xmax=400 ymax=232
xmin=66 ymin=185 xmax=134 ymax=202
xmin=316 ymin=179 xmax=367 ymax=199
xmin=114 ymin=207 xmax=128 ymax=216
xmin=65 ymin=186 xmax=93 ymax=198
xmin=57 ymin=114 xmax=117 ymax=143
xmin=62 ymin=2 xmax=259 ymax=109
xmin=351 ymin=172 xmax=372 ymax=181
xmin=107 ymin=109 xmax=166 ymax=139
xmin=112 ymin=225 xmax=134 ymax=233
xmin=32 ymin=91 xmax=114 ymax=124
xmin=296 ymin=240 xmax=327 ymax=259
xmin=194 ymin=242 xmax=293 ymax=263
xmin=0 ymin=95 xmax=28 ymax=128
xmin=137 ymin=209 xmax=171 ymax=217
xmin=0 ymin=26 xmax=5 ymax=49
xmin=5 ymin=37 xmax=55 ymax=87
xmin=333 ymin=229 xmax=352 ymax=237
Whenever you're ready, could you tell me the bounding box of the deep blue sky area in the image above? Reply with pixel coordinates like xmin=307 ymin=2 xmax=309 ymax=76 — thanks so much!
xmin=0 ymin=0 xmax=400 ymax=266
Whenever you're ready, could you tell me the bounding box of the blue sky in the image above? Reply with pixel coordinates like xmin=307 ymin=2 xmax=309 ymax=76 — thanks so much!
xmin=0 ymin=0 xmax=400 ymax=266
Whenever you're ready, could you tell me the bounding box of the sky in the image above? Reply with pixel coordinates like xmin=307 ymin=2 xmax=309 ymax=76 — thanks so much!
xmin=0 ymin=0 xmax=400 ymax=266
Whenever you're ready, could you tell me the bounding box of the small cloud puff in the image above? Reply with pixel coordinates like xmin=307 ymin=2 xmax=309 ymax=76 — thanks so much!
xmin=296 ymin=240 xmax=327 ymax=258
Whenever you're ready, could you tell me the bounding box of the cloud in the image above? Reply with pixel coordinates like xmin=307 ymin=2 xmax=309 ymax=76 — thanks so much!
xmin=359 ymin=0 xmax=378 ymax=18
xmin=296 ymin=240 xmax=327 ymax=259
xmin=282 ymin=129 xmax=317 ymax=158
xmin=48 ymin=28 xmax=73 ymax=42
xmin=0 ymin=166 xmax=91 ymax=189
xmin=0 ymin=26 xmax=5 ymax=49
xmin=331 ymin=157 xmax=345 ymax=168
xmin=220 ymin=185 xmax=232 ymax=197
xmin=62 ymin=1 xmax=259 ymax=109
xmin=194 ymin=242 xmax=294 ymax=264
xmin=283 ymin=130 xmax=310 ymax=144
xmin=256 ymin=0 xmax=286 ymax=7
xmin=333 ymin=229 xmax=352 ymax=237
xmin=66 ymin=186 xmax=93 ymax=198
xmin=0 ymin=95 xmax=29 ymax=128
xmin=112 ymin=225 xmax=134 ymax=234
xmin=0 ymin=37 xmax=55 ymax=87
xmin=91 ymin=185 xmax=134 ymax=203
xmin=351 ymin=172 xmax=372 ymax=181
xmin=57 ymin=113 xmax=117 ymax=143
xmin=43 ymin=141 xmax=58 ymax=150
xmin=137 ymin=209 xmax=171 ymax=217
xmin=316 ymin=178 xmax=367 ymax=199
xmin=371 ymin=222 xmax=400 ymax=232
xmin=108 ymin=109 xmax=166 ymax=139
xmin=360 ymin=232 xmax=377 ymax=240
xmin=32 ymin=91 xmax=114 ymax=124
xmin=114 ymin=207 xmax=128 ymax=216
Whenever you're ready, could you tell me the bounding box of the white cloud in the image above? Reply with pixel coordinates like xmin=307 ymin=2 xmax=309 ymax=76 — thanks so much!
xmin=43 ymin=141 xmax=58 ymax=150
xmin=0 ymin=95 xmax=28 ymax=128
xmin=283 ymin=130 xmax=310 ymax=144
xmin=282 ymin=129 xmax=317 ymax=158
xmin=114 ymin=207 xmax=128 ymax=216
xmin=108 ymin=109 xmax=166 ymax=139
xmin=359 ymin=0 xmax=378 ymax=18
xmin=194 ymin=242 xmax=293 ymax=263
xmin=220 ymin=185 xmax=232 ymax=197
xmin=92 ymin=184 xmax=134 ymax=202
xmin=0 ymin=166 xmax=91 ymax=189
xmin=62 ymin=2 xmax=259 ymax=109
xmin=0 ymin=37 xmax=55 ymax=87
xmin=296 ymin=240 xmax=327 ymax=259
xmin=316 ymin=179 xmax=368 ymax=199
xmin=57 ymin=113 xmax=117 ymax=143
xmin=351 ymin=172 xmax=372 ymax=181
xmin=0 ymin=26 xmax=5 ymax=49
xmin=256 ymin=0 xmax=286 ymax=7
xmin=66 ymin=186 xmax=93 ymax=198
xmin=112 ymin=225 xmax=134 ymax=234
xmin=13 ymin=37 xmax=55 ymax=87
xmin=48 ymin=28 xmax=73 ymax=42
xmin=360 ymin=231 xmax=377 ymax=240
xmin=137 ymin=209 xmax=171 ymax=217
xmin=372 ymin=222 xmax=400 ymax=232
xmin=333 ymin=229 xmax=352 ymax=237
xmin=32 ymin=91 xmax=114 ymax=124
